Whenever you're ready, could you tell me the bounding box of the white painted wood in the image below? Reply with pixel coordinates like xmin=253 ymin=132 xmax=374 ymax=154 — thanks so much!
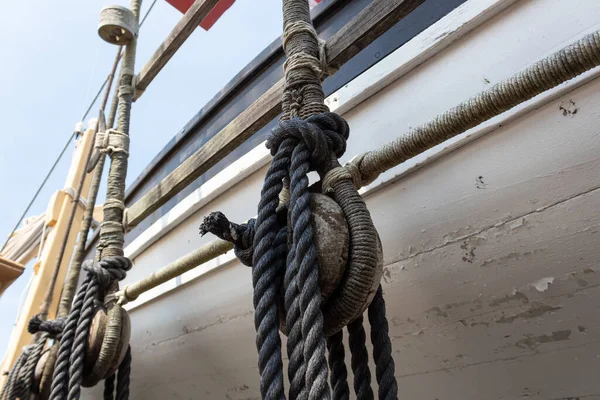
xmin=125 ymin=144 xmax=270 ymax=260
xmin=324 ymin=0 xmax=519 ymax=115
xmin=123 ymin=0 xmax=516 ymax=267
xmin=82 ymin=0 xmax=600 ymax=398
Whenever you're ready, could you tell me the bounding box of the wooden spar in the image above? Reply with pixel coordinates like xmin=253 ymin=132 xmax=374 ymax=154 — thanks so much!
xmin=0 ymin=257 xmax=24 ymax=297
xmin=134 ymin=0 xmax=221 ymax=99
xmin=0 ymin=125 xmax=96 ymax=380
xmin=125 ymin=0 xmax=425 ymax=228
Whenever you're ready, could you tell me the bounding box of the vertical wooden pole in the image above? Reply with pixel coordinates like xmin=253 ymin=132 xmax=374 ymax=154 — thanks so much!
xmin=0 ymin=123 xmax=96 ymax=382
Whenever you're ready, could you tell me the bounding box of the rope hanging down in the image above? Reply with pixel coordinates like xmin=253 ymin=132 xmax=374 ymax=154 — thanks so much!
xmin=129 ymin=30 xmax=600 ymax=311
xmin=202 ymin=0 xmax=397 ymax=399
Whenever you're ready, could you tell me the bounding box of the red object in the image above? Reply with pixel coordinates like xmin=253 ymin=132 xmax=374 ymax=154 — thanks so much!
xmin=308 ymin=0 xmax=322 ymax=9
xmin=165 ymin=0 xmax=236 ymax=30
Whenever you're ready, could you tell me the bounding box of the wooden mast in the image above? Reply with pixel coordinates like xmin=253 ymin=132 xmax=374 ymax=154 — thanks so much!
xmin=0 ymin=122 xmax=96 ymax=384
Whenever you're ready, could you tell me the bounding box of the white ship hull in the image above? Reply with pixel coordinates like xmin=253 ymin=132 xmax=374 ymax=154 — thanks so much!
xmin=85 ymin=0 xmax=600 ymax=398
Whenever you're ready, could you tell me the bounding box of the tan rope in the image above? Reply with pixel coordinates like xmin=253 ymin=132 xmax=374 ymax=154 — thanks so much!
xmin=116 ymin=239 xmax=232 ymax=305
xmin=281 ymin=8 xmax=328 ymax=120
xmin=97 ymin=5 xmax=140 ymax=260
xmin=114 ymin=29 xmax=600 ymax=305
xmin=335 ymin=30 xmax=600 ymax=189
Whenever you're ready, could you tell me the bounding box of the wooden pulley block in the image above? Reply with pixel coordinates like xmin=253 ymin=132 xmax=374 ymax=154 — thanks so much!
xmin=31 ymin=348 xmax=50 ymax=397
xmin=280 ymin=193 xmax=349 ymax=334
xmin=98 ymin=5 xmax=138 ymax=45
xmin=82 ymin=304 xmax=131 ymax=387
xmin=313 ymin=181 xmax=384 ymax=336
xmin=37 ymin=345 xmax=58 ymax=400
xmin=310 ymin=193 xmax=349 ymax=300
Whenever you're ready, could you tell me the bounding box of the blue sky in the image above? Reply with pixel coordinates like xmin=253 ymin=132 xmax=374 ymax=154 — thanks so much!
xmin=0 ymin=0 xmax=282 ymax=360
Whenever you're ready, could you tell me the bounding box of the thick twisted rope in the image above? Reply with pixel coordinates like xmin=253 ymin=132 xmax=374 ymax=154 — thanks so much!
xmin=28 ymin=315 xmax=66 ymax=337
xmin=0 ymin=336 xmax=46 ymax=400
xmin=348 ymin=317 xmax=374 ymax=400
xmin=1 ymin=347 xmax=29 ymax=400
xmin=287 ymin=138 xmax=329 ymax=400
xmin=115 ymin=346 xmax=131 ymax=400
xmin=252 ymin=140 xmax=291 ymax=399
xmin=102 ymin=345 xmax=131 ymax=400
xmin=368 ymin=286 xmax=397 ymax=400
xmin=200 ymin=212 xmax=256 ymax=267
xmin=48 ymin=257 xmax=131 ymax=400
xmin=104 ymin=375 xmax=115 ymax=400
xmin=327 ymin=331 xmax=349 ymax=400
xmin=201 ymin=209 xmax=310 ymax=400
xmin=333 ymin=30 xmax=600 ymax=189
xmin=125 ymin=30 xmax=600 ymax=305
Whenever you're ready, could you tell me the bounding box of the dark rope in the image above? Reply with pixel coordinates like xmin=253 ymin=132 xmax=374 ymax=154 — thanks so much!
xmin=102 ymin=346 xmax=131 ymax=400
xmin=284 ymin=214 xmax=306 ymax=400
xmin=287 ymin=139 xmax=329 ymax=400
xmin=48 ymin=275 xmax=91 ymax=400
xmin=252 ymin=142 xmax=291 ymax=399
xmin=3 ymin=347 xmax=29 ymax=400
xmin=104 ymin=374 xmax=115 ymax=400
xmin=327 ymin=331 xmax=349 ymax=400
xmin=200 ymin=212 xmax=256 ymax=267
xmin=1 ymin=333 xmax=49 ymax=400
xmin=348 ymin=316 xmax=374 ymax=400
xmin=28 ymin=315 xmax=66 ymax=336
xmin=115 ymin=346 xmax=131 ymax=400
xmin=49 ymin=257 xmax=131 ymax=400
xmin=368 ymin=286 xmax=397 ymax=400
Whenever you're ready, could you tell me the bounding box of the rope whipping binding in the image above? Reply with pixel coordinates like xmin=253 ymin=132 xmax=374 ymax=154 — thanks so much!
xmin=0 ymin=0 xmax=157 ymax=254
xmin=1 ymin=55 xmax=122 ymax=400
xmin=124 ymin=29 xmax=600 ymax=310
xmin=201 ymin=0 xmax=397 ymax=398
xmin=45 ymin=0 xmax=144 ymax=399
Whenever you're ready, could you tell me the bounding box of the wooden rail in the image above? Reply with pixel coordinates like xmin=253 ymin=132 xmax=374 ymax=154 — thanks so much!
xmin=126 ymin=0 xmax=425 ymax=228
xmin=134 ymin=0 xmax=221 ymax=100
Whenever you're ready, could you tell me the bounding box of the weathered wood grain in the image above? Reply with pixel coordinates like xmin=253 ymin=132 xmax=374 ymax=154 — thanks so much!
xmin=134 ymin=0 xmax=221 ymax=99
xmin=126 ymin=0 xmax=424 ymax=228
xmin=326 ymin=0 xmax=425 ymax=68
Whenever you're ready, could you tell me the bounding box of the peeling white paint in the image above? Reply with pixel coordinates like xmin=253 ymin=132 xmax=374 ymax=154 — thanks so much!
xmin=530 ymin=277 xmax=555 ymax=292
xmin=94 ymin=0 xmax=600 ymax=399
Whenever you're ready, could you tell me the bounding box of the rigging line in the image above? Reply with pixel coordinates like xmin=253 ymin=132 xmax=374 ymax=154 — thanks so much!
xmin=140 ymin=0 xmax=158 ymax=27
xmin=0 ymin=1 xmax=158 ymax=252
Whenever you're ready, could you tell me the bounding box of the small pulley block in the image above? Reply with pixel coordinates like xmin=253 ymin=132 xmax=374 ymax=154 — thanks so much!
xmin=98 ymin=5 xmax=138 ymax=45
xmin=82 ymin=304 xmax=131 ymax=387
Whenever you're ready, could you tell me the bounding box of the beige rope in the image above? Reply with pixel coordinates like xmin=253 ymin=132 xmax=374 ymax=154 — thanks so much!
xmin=337 ymin=30 xmax=600 ymax=189
xmin=115 ymin=30 xmax=600 ymax=304
xmin=281 ymin=14 xmax=328 ymax=120
xmin=116 ymin=239 xmax=232 ymax=305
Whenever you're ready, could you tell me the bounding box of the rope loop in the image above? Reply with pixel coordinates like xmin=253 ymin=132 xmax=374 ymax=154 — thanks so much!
xmin=83 ymin=257 xmax=132 ymax=288
xmin=267 ymin=112 xmax=349 ymax=169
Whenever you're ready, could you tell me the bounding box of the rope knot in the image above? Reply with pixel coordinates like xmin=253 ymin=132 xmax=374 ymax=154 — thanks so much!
xmin=83 ymin=256 xmax=132 ymax=288
xmin=200 ymin=212 xmax=256 ymax=266
xmin=321 ymin=154 xmax=367 ymax=192
xmin=27 ymin=314 xmax=66 ymax=336
xmin=267 ymin=112 xmax=349 ymax=169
